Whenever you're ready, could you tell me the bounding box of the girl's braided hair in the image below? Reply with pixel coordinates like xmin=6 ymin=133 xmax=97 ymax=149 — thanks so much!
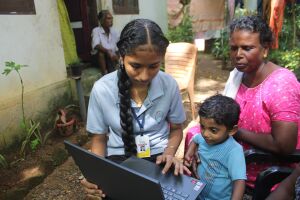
xmin=116 ymin=19 xmax=169 ymax=157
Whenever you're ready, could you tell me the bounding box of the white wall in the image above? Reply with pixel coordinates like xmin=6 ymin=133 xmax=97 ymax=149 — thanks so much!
xmin=0 ymin=0 xmax=70 ymax=149
xmin=100 ymin=0 xmax=168 ymax=34
xmin=0 ymin=0 xmax=66 ymax=101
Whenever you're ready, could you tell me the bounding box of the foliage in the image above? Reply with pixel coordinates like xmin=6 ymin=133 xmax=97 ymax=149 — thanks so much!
xmin=211 ymin=29 xmax=230 ymax=67
xmin=2 ymin=61 xmax=27 ymax=130
xmin=269 ymin=48 xmax=300 ymax=79
xmin=2 ymin=61 xmax=51 ymax=158
xmin=166 ymin=9 xmax=194 ymax=43
xmin=0 ymin=154 xmax=8 ymax=169
xmin=268 ymin=4 xmax=300 ymax=79
xmin=30 ymin=138 xmax=40 ymax=152
xmin=277 ymin=3 xmax=300 ymax=50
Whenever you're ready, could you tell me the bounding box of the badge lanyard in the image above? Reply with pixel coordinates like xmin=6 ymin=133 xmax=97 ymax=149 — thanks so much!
xmin=131 ymin=108 xmax=145 ymax=135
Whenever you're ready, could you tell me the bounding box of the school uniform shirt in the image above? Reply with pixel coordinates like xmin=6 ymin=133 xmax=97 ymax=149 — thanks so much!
xmin=87 ymin=71 xmax=186 ymax=156
xmin=91 ymin=26 xmax=119 ymax=55
xmin=193 ymin=134 xmax=246 ymax=200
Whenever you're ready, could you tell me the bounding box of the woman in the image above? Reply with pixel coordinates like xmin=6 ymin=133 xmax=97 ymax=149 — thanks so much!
xmin=82 ymin=19 xmax=190 ymax=198
xmin=185 ymin=15 xmax=299 ymax=189
xmin=224 ymin=15 xmax=300 ymax=187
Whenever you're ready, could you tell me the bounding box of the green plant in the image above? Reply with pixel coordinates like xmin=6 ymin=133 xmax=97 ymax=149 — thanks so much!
xmin=30 ymin=138 xmax=40 ymax=151
xmin=166 ymin=7 xmax=194 ymax=43
xmin=269 ymin=48 xmax=300 ymax=79
xmin=55 ymin=105 xmax=78 ymax=136
xmin=19 ymin=119 xmax=40 ymax=156
xmin=211 ymin=29 xmax=230 ymax=68
xmin=2 ymin=61 xmax=28 ymax=130
xmin=2 ymin=61 xmax=51 ymax=157
xmin=0 ymin=154 xmax=8 ymax=168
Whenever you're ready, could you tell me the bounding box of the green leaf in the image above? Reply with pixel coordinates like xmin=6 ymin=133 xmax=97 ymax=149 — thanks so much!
xmin=0 ymin=154 xmax=8 ymax=168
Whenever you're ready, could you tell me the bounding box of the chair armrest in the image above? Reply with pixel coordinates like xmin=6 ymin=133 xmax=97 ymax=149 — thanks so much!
xmin=252 ymin=166 xmax=293 ymax=200
xmin=245 ymin=149 xmax=300 ymax=164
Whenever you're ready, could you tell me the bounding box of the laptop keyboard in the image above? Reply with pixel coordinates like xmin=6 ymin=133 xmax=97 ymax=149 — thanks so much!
xmin=161 ymin=185 xmax=189 ymax=200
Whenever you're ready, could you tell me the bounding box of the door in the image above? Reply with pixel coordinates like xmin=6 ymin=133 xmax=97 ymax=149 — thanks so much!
xmin=64 ymin=0 xmax=98 ymax=62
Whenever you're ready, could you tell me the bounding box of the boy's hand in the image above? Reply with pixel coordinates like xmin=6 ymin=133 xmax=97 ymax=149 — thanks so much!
xmin=184 ymin=147 xmax=200 ymax=179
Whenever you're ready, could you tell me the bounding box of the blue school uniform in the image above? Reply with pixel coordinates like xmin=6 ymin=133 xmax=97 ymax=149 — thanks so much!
xmin=87 ymin=71 xmax=186 ymax=156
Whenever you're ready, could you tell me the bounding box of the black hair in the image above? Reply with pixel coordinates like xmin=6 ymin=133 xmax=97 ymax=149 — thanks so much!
xmin=199 ymin=94 xmax=240 ymax=130
xmin=117 ymin=19 xmax=169 ymax=157
xmin=97 ymin=10 xmax=110 ymax=24
xmin=229 ymin=15 xmax=274 ymax=48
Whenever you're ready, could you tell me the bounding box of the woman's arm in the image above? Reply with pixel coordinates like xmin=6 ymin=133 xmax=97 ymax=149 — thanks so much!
xmin=266 ymin=164 xmax=300 ymax=200
xmin=156 ymin=123 xmax=184 ymax=174
xmin=81 ymin=134 xmax=108 ymax=198
xmin=235 ymin=121 xmax=298 ymax=154
xmin=231 ymin=180 xmax=245 ymax=200
xmin=164 ymin=123 xmax=183 ymax=156
xmin=91 ymin=134 xmax=108 ymax=157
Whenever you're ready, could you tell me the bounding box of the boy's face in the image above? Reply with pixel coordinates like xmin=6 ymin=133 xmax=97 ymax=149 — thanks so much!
xmin=200 ymin=117 xmax=235 ymax=145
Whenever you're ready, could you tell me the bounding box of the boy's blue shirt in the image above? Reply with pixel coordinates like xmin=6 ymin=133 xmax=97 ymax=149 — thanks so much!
xmin=193 ymin=134 xmax=246 ymax=200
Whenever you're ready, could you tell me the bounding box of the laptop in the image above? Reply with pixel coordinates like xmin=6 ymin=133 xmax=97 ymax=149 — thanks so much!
xmin=64 ymin=140 xmax=205 ymax=200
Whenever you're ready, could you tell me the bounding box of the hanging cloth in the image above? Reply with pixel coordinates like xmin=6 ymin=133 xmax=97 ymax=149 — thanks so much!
xmin=57 ymin=0 xmax=79 ymax=65
xmin=269 ymin=0 xmax=286 ymax=49
xmin=235 ymin=0 xmax=244 ymax=8
xmin=228 ymin=0 xmax=235 ymax=21
xmin=189 ymin=0 xmax=225 ymax=32
xmin=167 ymin=0 xmax=184 ymax=28
xmin=262 ymin=0 xmax=272 ymax=22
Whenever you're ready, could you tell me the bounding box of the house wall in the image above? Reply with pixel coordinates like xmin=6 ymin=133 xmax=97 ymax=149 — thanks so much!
xmin=0 ymin=0 xmax=71 ymax=149
xmin=99 ymin=0 xmax=168 ymax=34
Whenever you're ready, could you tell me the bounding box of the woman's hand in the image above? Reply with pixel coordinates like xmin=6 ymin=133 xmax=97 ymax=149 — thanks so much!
xmin=80 ymin=178 xmax=105 ymax=199
xmin=156 ymin=154 xmax=191 ymax=176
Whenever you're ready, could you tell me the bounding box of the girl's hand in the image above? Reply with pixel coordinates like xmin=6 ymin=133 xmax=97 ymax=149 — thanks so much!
xmin=156 ymin=155 xmax=191 ymax=176
xmin=80 ymin=178 xmax=105 ymax=199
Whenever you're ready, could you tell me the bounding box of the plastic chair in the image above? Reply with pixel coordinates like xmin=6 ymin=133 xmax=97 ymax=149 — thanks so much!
xmin=245 ymin=149 xmax=300 ymax=200
xmin=165 ymin=42 xmax=198 ymax=120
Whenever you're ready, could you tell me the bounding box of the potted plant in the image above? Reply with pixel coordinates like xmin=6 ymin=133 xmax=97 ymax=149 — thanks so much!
xmin=68 ymin=58 xmax=84 ymax=78
xmin=55 ymin=105 xmax=78 ymax=136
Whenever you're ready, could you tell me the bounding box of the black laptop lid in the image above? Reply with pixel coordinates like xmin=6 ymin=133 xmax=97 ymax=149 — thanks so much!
xmin=64 ymin=141 xmax=164 ymax=200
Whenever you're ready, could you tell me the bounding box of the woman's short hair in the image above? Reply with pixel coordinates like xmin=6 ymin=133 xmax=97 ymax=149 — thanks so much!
xmin=229 ymin=15 xmax=274 ymax=48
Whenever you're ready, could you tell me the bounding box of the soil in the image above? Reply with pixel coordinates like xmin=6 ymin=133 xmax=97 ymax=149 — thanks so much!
xmin=0 ymin=53 xmax=241 ymax=200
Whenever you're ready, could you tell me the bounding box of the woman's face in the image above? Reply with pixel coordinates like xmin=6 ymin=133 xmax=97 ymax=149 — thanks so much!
xmin=123 ymin=45 xmax=163 ymax=87
xmin=229 ymin=30 xmax=268 ymax=73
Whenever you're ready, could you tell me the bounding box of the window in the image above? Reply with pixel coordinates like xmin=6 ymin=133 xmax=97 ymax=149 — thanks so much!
xmin=112 ymin=0 xmax=139 ymax=14
xmin=0 ymin=0 xmax=36 ymax=15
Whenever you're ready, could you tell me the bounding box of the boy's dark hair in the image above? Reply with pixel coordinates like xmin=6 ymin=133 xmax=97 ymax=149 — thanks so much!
xmin=116 ymin=19 xmax=169 ymax=157
xmin=199 ymin=94 xmax=240 ymax=130
xmin=229 ymin=15 xmax=274 ymax=48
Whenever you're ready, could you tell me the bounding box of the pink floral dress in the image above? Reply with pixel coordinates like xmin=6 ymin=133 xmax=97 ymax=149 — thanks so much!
xmin=236 ymin=68 xmax=300 ymax=187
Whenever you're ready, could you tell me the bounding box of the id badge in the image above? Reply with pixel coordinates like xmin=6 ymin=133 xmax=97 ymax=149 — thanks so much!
xmin=135 ymin=134 xmax=151 ymax=158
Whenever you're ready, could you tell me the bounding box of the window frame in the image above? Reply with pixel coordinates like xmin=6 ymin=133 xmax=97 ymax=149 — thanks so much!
xmin=112 ymin=0 xmax=139 ymax=15
xmin=0 ymin=0 xmax=36 ymax=15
